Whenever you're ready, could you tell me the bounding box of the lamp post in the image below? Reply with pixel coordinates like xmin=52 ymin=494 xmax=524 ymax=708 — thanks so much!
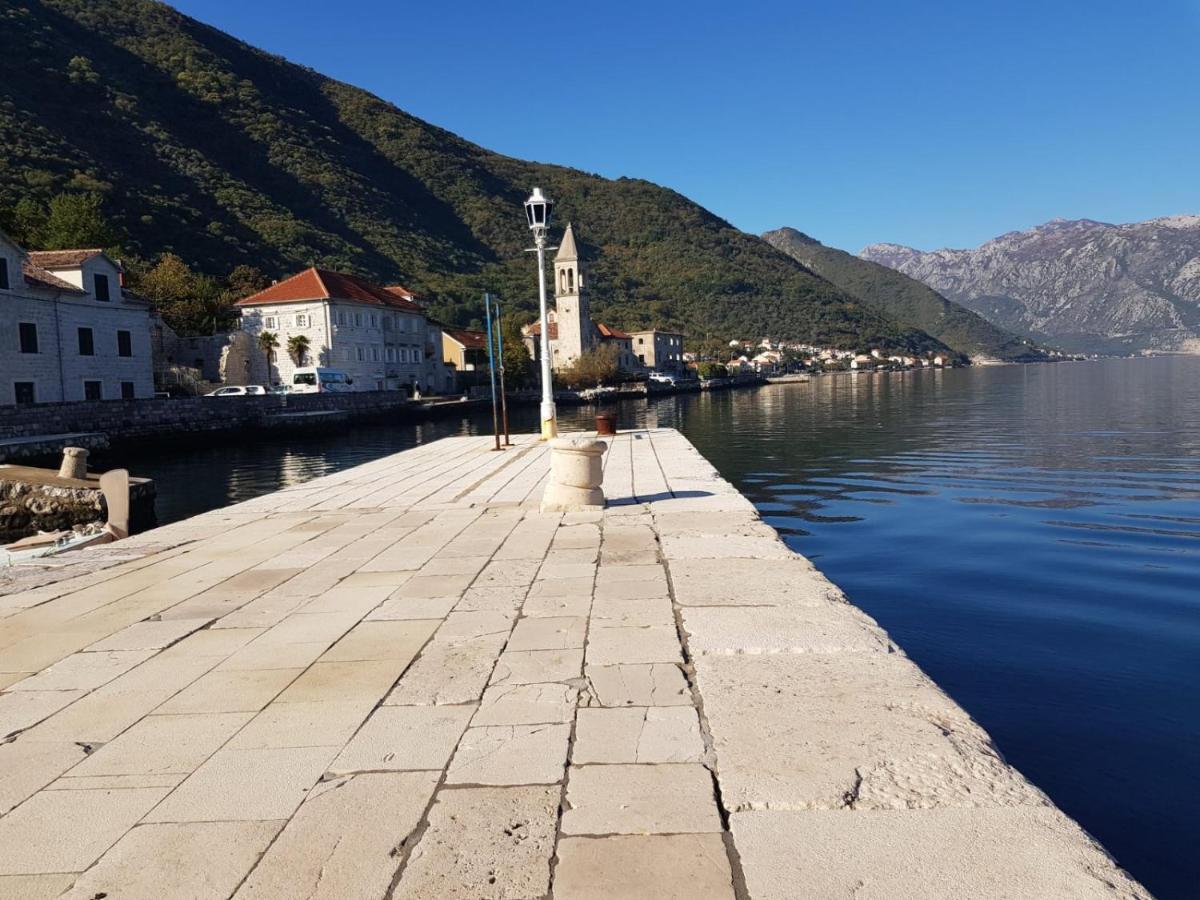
xmin=524 ymin=187 xmax=557 ymax=440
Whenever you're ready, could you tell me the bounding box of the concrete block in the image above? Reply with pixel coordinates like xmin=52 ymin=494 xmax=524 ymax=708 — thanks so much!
xmin=573 ymin=707 xmax=704 ymax=764
xmin=274 ymin=660 xmax=401 ymax=705
xmin=668 ymin=557 xmax=837 ymax=607
xmin=0 ymin=786 xmax=169 ymax=874
xmin=385 ymin=635 xmax=507 ymax=705
xmin=329 ymin=704 xmax=473 ymax=774
xmin=591 ymin=595 xmax=675 ymax=627
xmin=507 ymin=615 xmax=587 ymax=651
xmin=660 ymin=533 xmax=792 ymax=560
xmin=436 ymin=610 xmax=515 ymax=643
xmin=234 ymin=772 xmax=438 ymax=900
xmin=553 ymin=834 xmax=736 ymax=900
xmin=84 ymin=618 xmax=214 ymax=652
xmin=0 ymin=690 xmax=85 ymax=739
xmin=156 ymin=668 xmax=300 ymax=714
xmin=226 ymin=699 xmax=375 ymax=749
xmin=681 ymin=605 xmax=891 ymax=655
xmin=367 ymin=594 xmax=457 ymax=620
xmin=694 ymin=653 xmax=1041 ymax=812
xmin=446 ymin=724 xmax=570 ymax=785
xmin=562 ymin=764 xmax=721 ymax=835
xmin=319 ymin=619 xmax=438 ymax=662
xmin=472 ymin=683 xmax=577 ymax=726
xmin=731 ymin=807 xmax=1147 ymax=900
xmin=8 ymin=650 xmax=155 ymax=693
xmin=455 ymin=586 xmax=526 ymax=612
xmin=490 ymin=649 xmax=583 ymax=686
xmin=584 ymin=664 xmax=692 ymax=707
xmin=70 ymin=712 xmax=252 ymax=776
xmin=0 ymin=739 xmax=88 ymax=815
xmin=144 ymin=745 xmax=336 ymax=823
xmin=394 ymin=785 xmax=560 ymax=900
xmin=61 ymin=821 xmax=281 ymax=900
xmin=586 ymin=625 xmax=683 ymax=666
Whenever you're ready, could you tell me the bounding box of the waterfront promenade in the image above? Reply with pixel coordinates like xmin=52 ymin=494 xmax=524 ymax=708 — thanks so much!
xmin=0 ymin=430 xmax=1146 ymax=899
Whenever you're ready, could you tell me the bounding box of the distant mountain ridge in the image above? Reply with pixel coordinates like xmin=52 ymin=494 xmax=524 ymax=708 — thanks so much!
xmin=0 ymin=0 xmax=950 ymax=353
xmin=762 ymin=228 xmax=1044 ymax=361
xmin=860 ymin=216 xmax=1200 ymax=354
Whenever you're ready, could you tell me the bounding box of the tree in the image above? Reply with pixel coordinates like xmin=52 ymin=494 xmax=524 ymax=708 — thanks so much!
xmin=697 ymin=362 xmax=728 ymax=380
xmin=562 ymin=345 xmax=620 ymax=388
xmin=256 ymin=330 xmax=279 ymax=360
xmin=0 ymin=198 xmax=48 ymax=246
xmin=499 ymin=315 xmax=533 ymax=388
xmin=287 ymin=334 xmax=311 ymax=365
xmin=225 ymin=265 xmax=270 ymax=300
xmin=38 ymin=192 xmax=119 ymax=250
xmin=132 ymin=253 xmax=230 ymax=336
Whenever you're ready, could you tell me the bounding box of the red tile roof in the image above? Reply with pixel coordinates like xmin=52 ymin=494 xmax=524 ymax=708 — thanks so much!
xmin=20 ymin=261 xmax=85 ymax=294
xmin=524 ymin=321 xmax=559 ymax=340
xmin=443 ymin=328 xmax=488 ymax=351
xmin=235 ymin=267 xmax=422 ymax=311
xmin=596 ymin=323 xmax=631 ymax=340
xmin=27 ymin=249 xmax=105 ymax=268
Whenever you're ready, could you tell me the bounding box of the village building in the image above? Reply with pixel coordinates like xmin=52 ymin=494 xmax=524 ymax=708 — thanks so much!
xmin=628 ymin=329 xmax=685 ymax=374
xmin=236 ymin=267 xmax=453 ymax=393
xmin=1 ymin=232 xmax=154 ymax=405
xmin=441 ymin=327 xmax=489 ymax=389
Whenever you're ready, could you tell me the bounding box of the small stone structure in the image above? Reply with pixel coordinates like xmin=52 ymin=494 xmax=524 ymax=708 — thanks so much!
xmin=57 ymin=446 xmax=89 ymax=480
xmin=0 ymin=450 xmax=155 ymax=542
xmin=541 ymin=437 xmax=607 ymax=511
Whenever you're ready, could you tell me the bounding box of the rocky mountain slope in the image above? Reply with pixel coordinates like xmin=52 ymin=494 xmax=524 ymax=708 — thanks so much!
xmin=763 ymin=228 xmax=1045 ymax=361
xmin=0 ymin=1 xmax=948 ymax=352
xmin=861 ymin=216 xmax=1200 ymax=354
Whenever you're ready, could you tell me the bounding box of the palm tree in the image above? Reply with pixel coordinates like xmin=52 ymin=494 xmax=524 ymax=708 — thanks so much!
xmin=256 ymin=330 xmax=278 ymax=363
xmin=287 ymin=334 xmax=310 ymax=366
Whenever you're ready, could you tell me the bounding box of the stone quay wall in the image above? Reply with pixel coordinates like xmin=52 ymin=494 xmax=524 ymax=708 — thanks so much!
xmin=0 ymin=392 xmax=430 ymax=462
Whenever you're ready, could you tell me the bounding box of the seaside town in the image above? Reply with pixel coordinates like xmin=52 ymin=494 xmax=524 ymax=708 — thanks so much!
xmin=1 ymin=219 xmax=959 ymax=415
xmin=0 ymin=2 xmax=1192 ymax=899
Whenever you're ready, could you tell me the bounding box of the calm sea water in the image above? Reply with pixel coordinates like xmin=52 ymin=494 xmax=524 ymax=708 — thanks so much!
xmin=103 ymin=356 xmax=1200 ymax=898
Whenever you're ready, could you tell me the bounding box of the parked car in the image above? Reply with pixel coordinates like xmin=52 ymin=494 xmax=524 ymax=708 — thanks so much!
xmin=647 ymin=371 xmax=677 ymax=385
xmin=204 ymin=385 xmax=267 ymax=397
xmin=291 ymin=367 xmax=354 ymax=394
xmin=269 ymin=384 xmax=293 ymax=395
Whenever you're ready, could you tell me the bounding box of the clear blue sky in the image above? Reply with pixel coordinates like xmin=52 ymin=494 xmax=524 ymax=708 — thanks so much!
xmin=172 ymin=0 xmax=1199 ymax=252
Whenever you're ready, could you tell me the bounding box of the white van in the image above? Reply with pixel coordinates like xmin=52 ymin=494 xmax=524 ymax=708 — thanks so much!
xmin=291 ymin=367 xmax=354 ymax=394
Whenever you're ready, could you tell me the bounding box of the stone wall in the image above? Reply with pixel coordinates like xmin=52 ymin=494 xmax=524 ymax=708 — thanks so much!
xmin=0 ymin=392 xmax=422 ymax=461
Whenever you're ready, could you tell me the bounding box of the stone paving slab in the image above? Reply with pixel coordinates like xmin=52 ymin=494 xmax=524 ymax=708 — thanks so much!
xmin=0 ymin=430 xmax=1146 ymax=898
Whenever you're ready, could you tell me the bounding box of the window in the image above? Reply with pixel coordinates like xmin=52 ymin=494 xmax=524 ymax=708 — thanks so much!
xmin=295 ymin=314 xmax=307 ymax=328
xmin=370 ymin=314 xmax=378 ymax=328
xmin=386 ymin=347 xmax=395 ymax=362
xmin=117 ymin=330 xmax=133 ymax=357
xmin=14 ymin=382 xmax=34 ymax=405
xmin=354 ymin=313 xmax=363 ymax=327
xmin=384 ymin=315 xmax=393 ymax=330
xmin=357 ymin=346 xmax=365 ymax=361
xmin=637 ymin=337 xmax=644 ymax=345
xmin=336 ymin=312 xmax=345 ymax=326
xmin=84 ymin=380 xmax=102 ymax=401
xmin=121 ymin=381 xmax=135 ymax=399
xmin=0 ymin=258 xmax=8 ymax=290
xmin=19 ymin=322 xmax=38 ymax=354
xmin=371 ymin=347 xmax=379 ymax=362
xmin=264 ymin=316 xmax=277 ymax=329
xmin=78 ymin=327 xmax=94 ymax=356
xmin=94 ymin=273 xmax=110 ymax=301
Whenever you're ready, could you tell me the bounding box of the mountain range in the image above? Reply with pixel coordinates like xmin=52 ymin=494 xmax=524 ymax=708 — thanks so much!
xmin=762 ymin=228 xmax=1045 ymax=361
xmin=861 ymin=216 xmax=1200 ymax=354
xmin=1 ymin=0 xmax=956 ymax=354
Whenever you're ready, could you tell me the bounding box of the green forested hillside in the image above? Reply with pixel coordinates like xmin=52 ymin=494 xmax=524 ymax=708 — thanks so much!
xmin=0 ymin=0 xmax=947 ymax=351
xmin=762 ymin=228 xmax=1046 ymax=361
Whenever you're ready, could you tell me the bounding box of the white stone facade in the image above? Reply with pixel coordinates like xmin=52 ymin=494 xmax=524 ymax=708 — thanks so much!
xmin=236 ymin=268 xmax=453 ymax=393
xmin=0 ymin=235 xmax=154 ymax=406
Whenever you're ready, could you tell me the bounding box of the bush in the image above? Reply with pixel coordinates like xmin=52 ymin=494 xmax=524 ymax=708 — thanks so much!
xmin=697 ymin=362 xmax=728 ymax=380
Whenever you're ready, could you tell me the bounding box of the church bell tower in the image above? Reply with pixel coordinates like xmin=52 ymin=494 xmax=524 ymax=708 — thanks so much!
xmin=553 ymin=223 xmax=593 ymax=368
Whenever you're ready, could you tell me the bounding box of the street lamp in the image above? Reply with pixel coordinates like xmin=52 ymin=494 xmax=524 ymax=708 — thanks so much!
xmin=525 ymin=187 xmax=557 ymax=439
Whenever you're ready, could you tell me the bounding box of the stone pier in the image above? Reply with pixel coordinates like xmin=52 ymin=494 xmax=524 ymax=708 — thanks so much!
xmin=0 ymin=430 xmax=1147 ymax=899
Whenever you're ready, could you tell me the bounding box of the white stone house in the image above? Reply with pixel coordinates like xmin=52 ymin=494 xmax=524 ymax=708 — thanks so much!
xmin=0 ymin=233 xmax=154 ymax=405
xmin=236 ymin=267 xmax=452 ymax=393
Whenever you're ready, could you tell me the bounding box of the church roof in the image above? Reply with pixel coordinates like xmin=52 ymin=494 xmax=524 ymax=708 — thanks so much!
xmin=596 ymin=323 xmax=631 ymax=340
xmin=554 ymin=223 xmax=579 ymax=262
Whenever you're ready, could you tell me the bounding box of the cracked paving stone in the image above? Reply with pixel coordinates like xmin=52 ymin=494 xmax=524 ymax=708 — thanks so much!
xmin=446 ymin=724 xmax=570 ymax=785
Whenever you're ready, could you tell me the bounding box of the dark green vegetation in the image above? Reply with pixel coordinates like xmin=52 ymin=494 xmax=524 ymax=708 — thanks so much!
xmin=762 ymin=229 xmax=1047 ymax=361
xmin=2 ymin=1 xmax=946 ymax=351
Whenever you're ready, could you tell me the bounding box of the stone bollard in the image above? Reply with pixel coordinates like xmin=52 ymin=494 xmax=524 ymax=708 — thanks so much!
xmin=58 ymin=447 xmax=89 ymax=481
xmin=541 ymin=438 xmax=607 ymax=512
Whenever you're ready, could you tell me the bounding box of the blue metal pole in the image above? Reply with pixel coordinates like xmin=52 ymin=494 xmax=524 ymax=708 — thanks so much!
xmin=484 ymin=293 xmax=501 ymax=451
